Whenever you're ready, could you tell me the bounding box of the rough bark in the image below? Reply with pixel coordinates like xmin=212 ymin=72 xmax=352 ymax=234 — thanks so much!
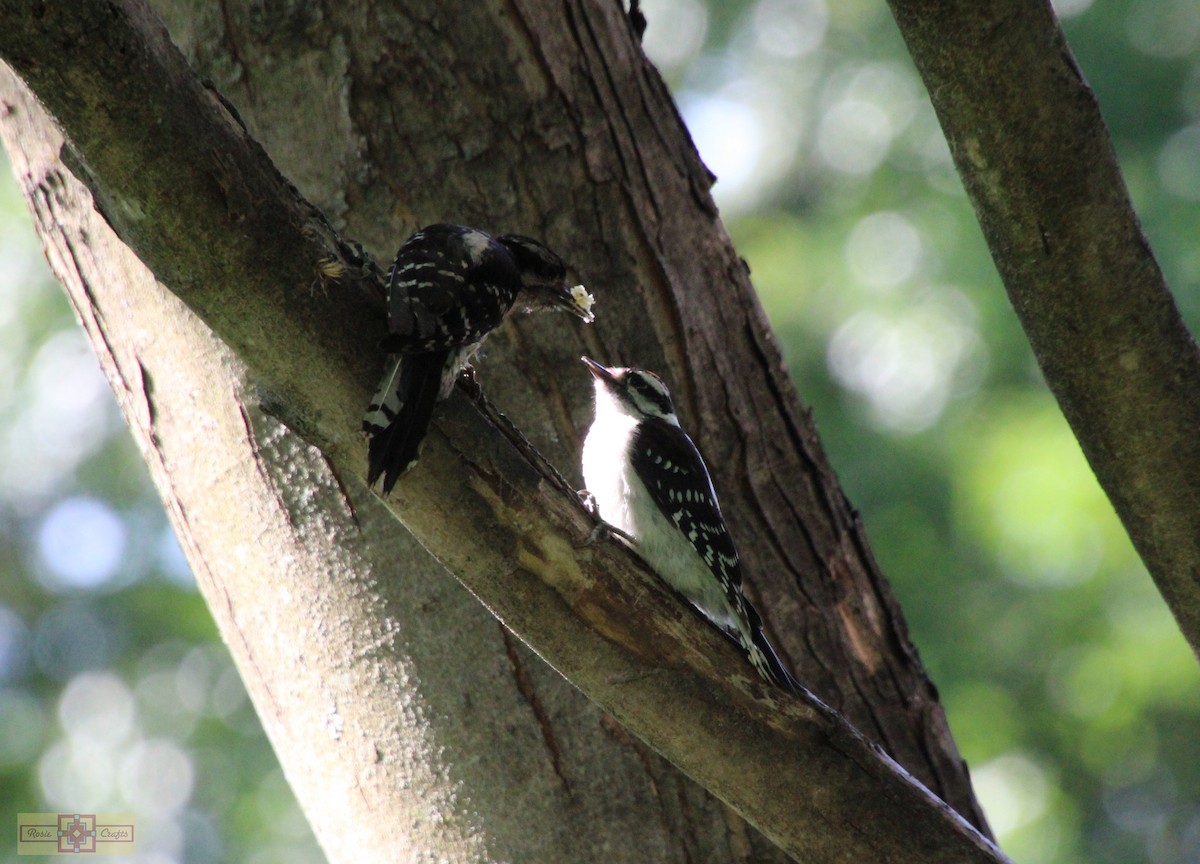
xmin=0 ymin=0 xmax=1000 ymax=862
xmin=887 ymin=0 xmax=1200 ymax=658
xmin=8 ymin=108 xmax=754 ymax=862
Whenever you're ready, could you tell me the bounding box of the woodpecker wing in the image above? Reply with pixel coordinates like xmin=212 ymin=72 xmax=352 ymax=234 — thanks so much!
xmin=629 ymin=417 xmax=743 ymax=593
xmin=363 ymin=355 xmax=405 ymax=437
xmin=365 ymin=348 xmax=453 ymax=494
xmin=629 ymin=418 xmax=800 ymax=692
xmin=741 ymin=593 xmax=803 ymax=694
xmin=383 ymin=225 xmax=522 ymax=353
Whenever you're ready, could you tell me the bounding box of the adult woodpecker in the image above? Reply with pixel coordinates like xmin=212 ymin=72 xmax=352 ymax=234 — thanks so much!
xmin=363 ymin=224 xmax=593 ymax=493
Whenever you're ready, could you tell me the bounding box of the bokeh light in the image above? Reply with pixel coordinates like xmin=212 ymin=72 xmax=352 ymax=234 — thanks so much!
xmin=1156 ymin=124 xmax=1200 ymax=200
xmin=642 ymin=0 xmax=709 ymax=70
xmin=37 ymin=496 xmax=128 ymax=591
xmin=827 ymin=297 xmax=984 ymax=432
xmin=655 ymin=0 xmax=1200 ymax=860
xmin=120 ymin=738 xmax=196 ymax=816
xmin=974 ymin=752 xmax=1052 ymax=838
xmin=752 ymin=0 xmax=828 ymax=59
xmin=680 ymin=93 xmax=767 ymax=201
xmin=1053 ymin=0 xmax=1095 ymax=18
xmin=816 ymin=96 xmax=893 ymax=175
xmin=1126 ymin=0 xmax=1200 ymax=59
xmin=0 ymin=153 xmax=314 ymax=862
xmin=4 ymin=330 xmax=116 ymax=505
xmin=845 ymin=211 xmax=923 ymax=291
xmin=59 ymin=671 xmax=137 ymax=745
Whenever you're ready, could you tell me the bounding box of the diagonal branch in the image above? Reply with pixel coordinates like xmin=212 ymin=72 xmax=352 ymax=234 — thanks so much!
xmin=888 ymin=0 xmax=1200 ymax=657
xmin=0 ymin=1 xmax=1004 ymax=861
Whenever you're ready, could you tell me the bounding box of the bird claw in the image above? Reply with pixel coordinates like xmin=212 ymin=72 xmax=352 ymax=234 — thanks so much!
xmin=582 ymin=521 xmax=610 ymax=547
xmin=577 ymin=490 xmax=635 ymax=546
xmin=457 ymin=367 xmax=483 ymax=402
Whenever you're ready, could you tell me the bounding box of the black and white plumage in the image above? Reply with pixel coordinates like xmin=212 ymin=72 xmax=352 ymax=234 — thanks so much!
xmin=581 ymin=357 xmax=799 ymax=692
xmin=363 ymin=224 xmax=593 ymax=494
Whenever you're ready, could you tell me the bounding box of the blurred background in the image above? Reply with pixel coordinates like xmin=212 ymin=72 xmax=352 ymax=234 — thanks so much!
xmin=3 ymin=0 xmax=1200 ymax=861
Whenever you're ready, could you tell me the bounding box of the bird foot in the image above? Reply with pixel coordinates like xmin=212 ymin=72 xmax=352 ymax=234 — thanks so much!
xmin=577 ymin=490 xmax=635 ymax=546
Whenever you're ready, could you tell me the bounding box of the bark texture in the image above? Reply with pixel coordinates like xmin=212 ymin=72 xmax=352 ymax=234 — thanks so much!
xmin=888 ymin=0 xmax=1200 ymax=657
xmin=7 ymin=104 xmax=752 ymax=861
xmin=0 ymin=0 xmax=1000 ymax=861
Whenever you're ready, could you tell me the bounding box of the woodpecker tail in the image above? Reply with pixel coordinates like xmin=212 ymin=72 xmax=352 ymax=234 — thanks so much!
xmin=737 ymin=595 xmax=802 ymax=694
xmin=363 ymin=349 xmax=451 ymax=494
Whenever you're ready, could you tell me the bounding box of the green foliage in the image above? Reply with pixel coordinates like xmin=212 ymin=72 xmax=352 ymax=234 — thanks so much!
xmin=659 ymin=0 xmax=1200 ymax=861
xmin=0 ymin=170 xmax=321 ymax=862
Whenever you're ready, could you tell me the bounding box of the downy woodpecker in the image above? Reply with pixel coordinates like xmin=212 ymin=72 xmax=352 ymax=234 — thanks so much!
xmin=581 ymin=357 xmax=799 ymax=692
xmin=363 ymin=224 xmax=593 ymax=493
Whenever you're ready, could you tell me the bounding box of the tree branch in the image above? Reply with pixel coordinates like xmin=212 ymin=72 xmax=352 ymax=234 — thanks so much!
xmin=0 ymin=0 xmax=1002 ymax=860
xmin=888 ymin=0 xmax=1200 ymax=657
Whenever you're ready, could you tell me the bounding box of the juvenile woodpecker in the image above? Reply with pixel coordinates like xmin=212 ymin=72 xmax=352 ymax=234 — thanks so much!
xmin=580 ymin=357 xmax=799 ymax=692
xmin=363 ymin=224 xmax=594 ymax=493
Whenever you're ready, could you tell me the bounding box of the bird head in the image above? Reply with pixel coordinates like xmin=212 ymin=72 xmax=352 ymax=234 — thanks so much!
xmin=582 ymin=357 xmax=679 ymax=425
xmin=498 ymin=234 xmax=595 ymax=322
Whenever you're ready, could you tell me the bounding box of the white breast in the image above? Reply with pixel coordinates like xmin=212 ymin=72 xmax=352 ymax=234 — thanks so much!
xmin=581 ymin=394 xmax=639 ymax=531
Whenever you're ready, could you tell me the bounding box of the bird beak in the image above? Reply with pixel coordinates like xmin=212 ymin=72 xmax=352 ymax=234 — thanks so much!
xmin=582 ymin=356 xmax=615 ymax=382
xmin=554 ymin=282 xmax=596 ymax=323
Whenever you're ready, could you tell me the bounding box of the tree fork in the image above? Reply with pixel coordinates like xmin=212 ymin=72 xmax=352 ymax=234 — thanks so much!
xmin=0 ymin=1 xmax=998 ymax=861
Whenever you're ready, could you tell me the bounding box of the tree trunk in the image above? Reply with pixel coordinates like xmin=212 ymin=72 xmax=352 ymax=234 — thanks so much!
xmin=8 ymin=107 xmax=753 ymax=860
xmin=0 ymin=1 xmax=998 ymax=862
